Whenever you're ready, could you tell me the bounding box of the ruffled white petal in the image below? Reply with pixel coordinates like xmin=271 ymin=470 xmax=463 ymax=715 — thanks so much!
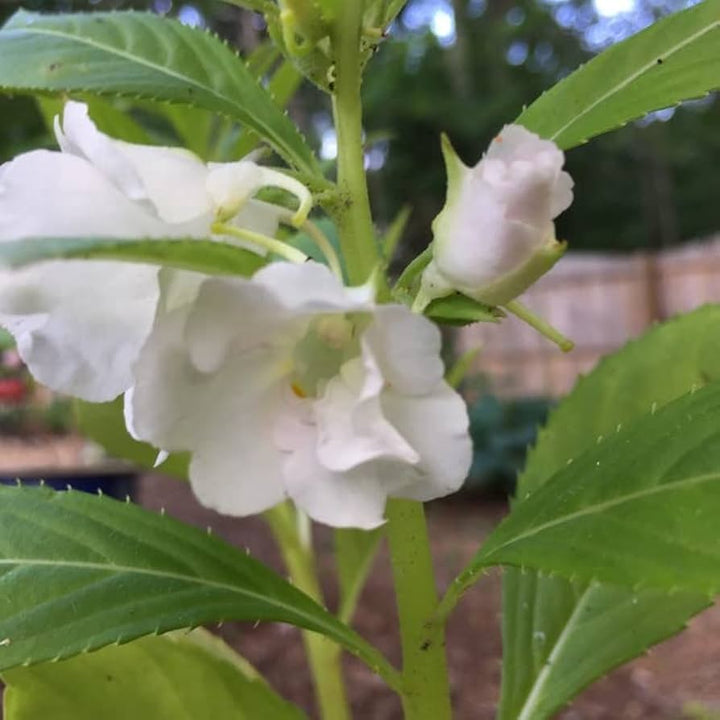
xmin=434 ymin=174 xmax=542 ymax=288
xmin=276 ymin=396 xmax=390 ymax=529
xmin=56 ymin=101 xmax=212 ymax=227
xmin=315 ymin=355 xmax=419 ymax=473
xmin=253 ymin=261 xmax=371 ymax=314
xmin=362 ymin=305 xmax=444 ymax=396
xmin=0 ymin=149 xmax=168 ymax=400
xmin=183 ymin=277 xmax=291 ymax=374
xmin=0 ymin=261 xmax=158 ymax=401
xmin=0 ymin=150 xmax=173 ymax=240
xmin=113 ymin=140 xmax=212 ymax=226
xmin=382 ymin=382 xmax=472 ymax=501
xmin=130 ymin=304 xmax=288 ymax=515
xmin=54 ymin=102 xmax=147 ymax=205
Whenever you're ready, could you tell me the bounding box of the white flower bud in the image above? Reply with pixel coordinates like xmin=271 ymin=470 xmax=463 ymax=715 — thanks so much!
xmin=418 ymin=125 xmax=574 ymax=308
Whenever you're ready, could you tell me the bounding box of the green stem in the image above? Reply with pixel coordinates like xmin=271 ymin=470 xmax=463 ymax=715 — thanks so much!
xmin=265 ymin=504 xmax=352 ymax=720
xmin=504 ymin=300 xmax=574 ymax=352
xmin=330 ymin=3 xmax=379 ymax=285
xmin=212 ymin=222 xmax=308 ymax=264
xmin=386 ymin=499 xmax=453 ymax=720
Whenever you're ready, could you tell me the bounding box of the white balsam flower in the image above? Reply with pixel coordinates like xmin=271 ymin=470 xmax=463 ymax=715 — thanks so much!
xmin=128 ymin=261 xmax=473 ymax=529
xmin=419 ymin=125 xmax=573 ymax=308
xmin=0 ymin=102 xmax=310 ymax=401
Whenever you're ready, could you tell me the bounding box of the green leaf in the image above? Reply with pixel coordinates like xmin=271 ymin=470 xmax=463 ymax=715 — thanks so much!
xmin=472 ymin=377 xmax=720 ymax=593
xmin=0 ymin=10 xmax=320 ymax=177
xmin=0 ymin=236 xmax=266 ymax=277
xmin=497 ymin=306 xmax=720 ymax=718
xmin=3 ymin=630 xmax=306 ymax=720
xmin=499 ymin=572 xmax=704 ymax=720
xmin=0 ymin=485 xmax=377 ymax=673
xmin=76 ymin=398 xmax=189 ymax=480
xmin=517 ymin=0 xmax=720 ymax=149
xmin=335 ymin=528 xmax=383 ymax=624
xmin=245 ymin=41 xmax=282 ymax=78
xmin=425 ymin=294 xmax=502 ymax=326
xmin=233 ymin=60 xmax=304 ymax=160
xmin=382 ymin=205 xmax=411 ymax=264
xmin=149 ymin=102 xmax=224 ymax=161
xmin=0 ymin=328 xmax=15 ymax=351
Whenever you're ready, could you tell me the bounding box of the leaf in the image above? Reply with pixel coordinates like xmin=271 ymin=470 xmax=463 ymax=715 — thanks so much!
xmin=335 ymin=528 xmax=383 ymax=624
xmin=517 ymin=0 xmax=720 ymax=149
xmin=233 ymin=60 xmax=304 ymax=160
xmin=497 ymin=305 xmax=720 ymax=719
xmin=499 ymin=572 xmax=704 ymax=720
xmin=0 ymin=328 xmax=15 ymax=351
xmin=149 ymin=102 xmax=223 ymax=160
xmin=472 ymin=378 xmax=720 ymax=593
xmin=3 ymin=630 xmax=306 ymax=720
xmin=0 ymin=485 xmax=377 ymax=673
xmin=75 ymin=398 xmax=189 ymax=481
xmin=425 ymin=294 xmax=502 ymax=326
xmin=0 ymin=10 xmax=319 ymax=176
xmin=0 ymin=236 xmax=266 ymax=277
xmin=382 ymin=205 xmax=412 ymax=264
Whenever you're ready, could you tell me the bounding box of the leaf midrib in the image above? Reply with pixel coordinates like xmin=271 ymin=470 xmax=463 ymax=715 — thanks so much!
xmin=550 ymin=13 xmax=720 ymax=142
xmin=3 ymin=17 xmax=287 ymax=159
xmin=514 ymin=584 xmax=593 ymax=720
xmin=0 ymin=556 xmax=338 ymax=635
xmin=483 ymin=470 xmax=720 ymax=562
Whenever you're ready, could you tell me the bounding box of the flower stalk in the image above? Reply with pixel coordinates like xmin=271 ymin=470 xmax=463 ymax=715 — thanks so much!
xmin=386 ymin=499 xmax=453 ymax=720
xmin=330 ymin=3 xmax=378 ymax=284
xmin=264 ymin=503 xmax=352 ymax=720
xmin=329 ymin=10 xmax=455 ymax=718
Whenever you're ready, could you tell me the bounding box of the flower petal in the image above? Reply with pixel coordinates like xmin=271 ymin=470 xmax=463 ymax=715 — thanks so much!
xmin=56 ymin=101 xmax=211 ymax=227
xmin=182 ymin=276 xmax=291 ymax=374
xmin=0 ymin=261 xmax=158 ymax=401
xmin=0 ymin=150 xmax=173 ymax=240
xmin=278 ymin=397 xmax=389 ymax=529
xmin=382 ymin=382 xmax=472 ymax=501
xmin=426 ymin=127 xmax=572 ymax=306
xmin=362 ymin=305 xmax=444 ymax=395
xmin=434 ymin=176 xmax=541 ymax=287
xmin=113 ymin=140 xmax=212 ymax=226
xmin=254 ymin=261 xmax=370 ymax=314
xmin=315 ymin=354 xmax=419 ymax=473
xmin=0 ymin=148 xmax=195 ymax=400
xmin=130 ymin=302 xmax=288 ymax=516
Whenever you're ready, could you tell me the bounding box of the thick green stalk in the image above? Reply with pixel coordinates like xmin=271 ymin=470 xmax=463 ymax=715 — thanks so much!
xmin=329 ymin=7 xmax=453 ymax=718
xmin=265 ymin=505 xmax=352 ymax=720
xmin=330 ymin=1 xmax=379 ymax=284
xmin=386 ymin=499 xmax=453 ymax=720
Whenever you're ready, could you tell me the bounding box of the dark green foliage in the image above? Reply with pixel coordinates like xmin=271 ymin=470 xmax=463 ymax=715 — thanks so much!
xmin=466 ymin=395 xmax=551 ymax=493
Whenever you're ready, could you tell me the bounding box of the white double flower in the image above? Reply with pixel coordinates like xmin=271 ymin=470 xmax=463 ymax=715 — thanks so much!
xmin=128 ymin=262 xmax=472 ymax=529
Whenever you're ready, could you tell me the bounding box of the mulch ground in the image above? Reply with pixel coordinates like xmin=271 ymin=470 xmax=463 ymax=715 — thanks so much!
xmin=136 ymin=474 xmax=720 ymax=720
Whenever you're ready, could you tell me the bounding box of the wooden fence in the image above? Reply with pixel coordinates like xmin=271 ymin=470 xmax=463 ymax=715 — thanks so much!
xmin=457 ymin=235 xmax=720 ymax=397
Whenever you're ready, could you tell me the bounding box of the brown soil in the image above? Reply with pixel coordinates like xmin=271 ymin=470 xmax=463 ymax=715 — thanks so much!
xmin=136 ymin=474 xmax=720 ymax=720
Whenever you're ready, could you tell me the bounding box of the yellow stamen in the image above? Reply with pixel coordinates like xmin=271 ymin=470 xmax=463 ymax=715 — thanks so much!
xmin=291 ymin=382 xmax=307 ymax=398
